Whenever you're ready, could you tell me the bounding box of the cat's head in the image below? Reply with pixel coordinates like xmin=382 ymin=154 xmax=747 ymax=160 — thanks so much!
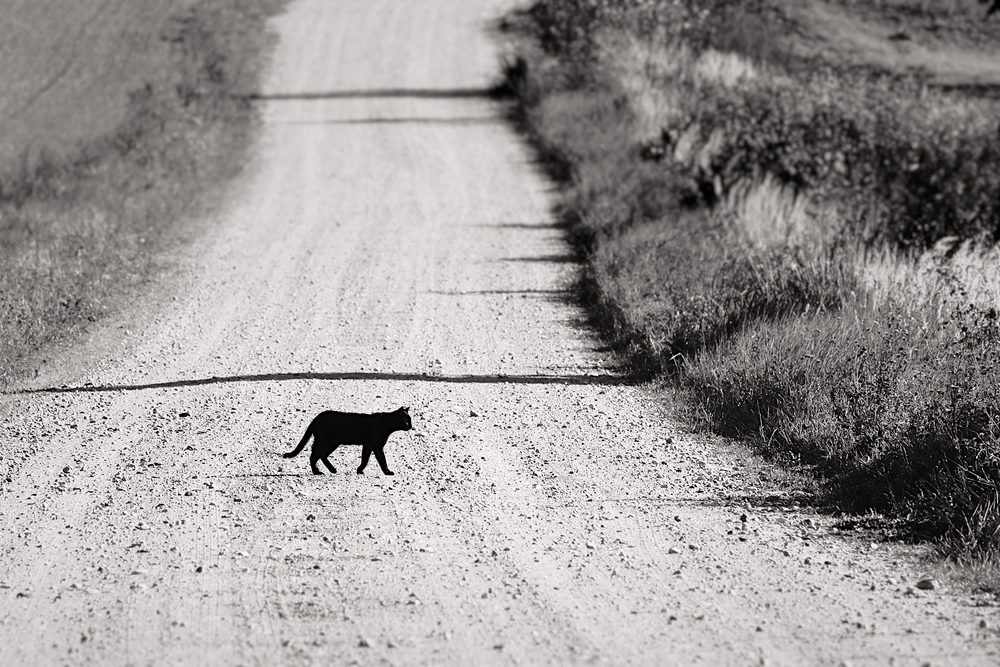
xmin=397 ymin=406 xmax=412 ymax=430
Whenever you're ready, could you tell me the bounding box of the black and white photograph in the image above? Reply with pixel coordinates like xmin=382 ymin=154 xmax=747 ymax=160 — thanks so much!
xmin=1 ymin=1 xmax=999 ymax=664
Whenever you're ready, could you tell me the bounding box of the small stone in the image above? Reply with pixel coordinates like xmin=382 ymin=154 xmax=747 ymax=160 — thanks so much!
xmin=667 ymin=547 xmax=681 ymax=555
xmin=358 ymin=637 xmax=371 ymax=648
xmin=688 ymin=544 xmax=699 ymax=551
xmin=916 ymin=578 xmax=940 ymax=591
xmin=585 ymin=542 xmax=595 ymax=550
xmin=179 ymin=412 xmax=190 ymax=418
xmin=674 ymin=515 xmax=682 ymax=522
xmin=979 ymin=619 xmax=990 ymax=629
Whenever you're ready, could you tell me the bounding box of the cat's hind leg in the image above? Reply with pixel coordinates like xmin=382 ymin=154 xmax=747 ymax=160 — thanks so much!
xmin=320 ymin=457 xmax=337 ymax=474
xmin=309 ymin=451 xmax=324 ymax=475
xmin=357 ymin=445 xmax=372 ymax=474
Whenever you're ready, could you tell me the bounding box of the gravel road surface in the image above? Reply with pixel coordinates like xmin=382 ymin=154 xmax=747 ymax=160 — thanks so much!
xmin=1 ymin=0 xmax=998 ymax=664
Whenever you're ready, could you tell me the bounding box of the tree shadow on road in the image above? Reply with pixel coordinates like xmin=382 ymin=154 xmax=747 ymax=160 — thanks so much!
xmin=244 ymin=87 xmax=498 ymax=101
xmin=17 ymin=370 xmax=632 ymax=394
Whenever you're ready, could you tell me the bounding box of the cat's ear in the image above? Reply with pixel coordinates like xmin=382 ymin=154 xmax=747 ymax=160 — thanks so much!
xmin=402 ymin=406 xmax=410 ymax=413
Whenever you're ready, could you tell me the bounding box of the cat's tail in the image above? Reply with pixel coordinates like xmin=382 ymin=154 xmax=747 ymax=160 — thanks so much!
xmin=283 ymin=422 xmax=313 ymax=458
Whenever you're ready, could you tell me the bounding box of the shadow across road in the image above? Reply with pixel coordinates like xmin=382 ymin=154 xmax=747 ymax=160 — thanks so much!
xmin=427 ymin=289 xmax=569 ymax=296
xmin=276 ymin=116 xmax=499 ymax=126
xmin=244 ymin=87 xmax=498 ymax=101
xmin=18 ymin=370 xmax=630 ymax=395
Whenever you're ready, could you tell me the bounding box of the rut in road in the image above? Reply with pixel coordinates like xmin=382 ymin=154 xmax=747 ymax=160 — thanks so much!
xmin=0 ymin=0 xmax=997 ymax=665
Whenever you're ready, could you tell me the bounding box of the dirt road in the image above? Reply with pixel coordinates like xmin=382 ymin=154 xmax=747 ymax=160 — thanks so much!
xmin=1 ymin=0 xmax=998 ymax=664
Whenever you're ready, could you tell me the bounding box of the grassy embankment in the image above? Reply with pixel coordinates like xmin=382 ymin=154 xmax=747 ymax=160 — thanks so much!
xmin=500 ymin=0 xmax=1000 ymax=561
xmin=0 ymin=0 xmax=287 ymax=388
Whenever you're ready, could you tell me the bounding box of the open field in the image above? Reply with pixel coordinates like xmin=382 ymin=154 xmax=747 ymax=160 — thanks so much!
xmin=0 ymin=0 xmax=286 ymax=388
xmin=0 ymin=1 xmax=191 ymax=171
xmin=500 ymin=0 xmax=1000 ymax=563
xmin=776 ymin=0 xmax=1000 ymax=85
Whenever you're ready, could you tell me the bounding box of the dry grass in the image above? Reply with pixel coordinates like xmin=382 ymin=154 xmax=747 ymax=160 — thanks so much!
xmin=0 ymin=0 xmax=288 ymax=388
xmin=502 ymin=0 xmax=1000 ymax=561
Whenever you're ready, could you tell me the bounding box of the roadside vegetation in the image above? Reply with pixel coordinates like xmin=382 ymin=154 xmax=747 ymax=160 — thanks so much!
xmin=0 ymin=0 xmax=287 ymax=388
xmin=499 ymin=0 xmax=1000 ymax=563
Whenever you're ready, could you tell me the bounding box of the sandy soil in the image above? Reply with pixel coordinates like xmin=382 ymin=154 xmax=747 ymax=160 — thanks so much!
xmin=1 ymin=0 xmax=998 ymax=664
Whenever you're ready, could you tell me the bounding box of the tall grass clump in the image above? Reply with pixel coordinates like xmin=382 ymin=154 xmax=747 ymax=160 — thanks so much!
xmin=0 ymin=0 xmax=288 ymax=388
xmin=502 ymin=0 xmax=1000 ymax=557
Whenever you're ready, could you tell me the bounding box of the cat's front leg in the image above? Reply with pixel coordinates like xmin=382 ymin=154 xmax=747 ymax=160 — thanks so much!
xmin=373 ymin=447 xmax=394 ymax=476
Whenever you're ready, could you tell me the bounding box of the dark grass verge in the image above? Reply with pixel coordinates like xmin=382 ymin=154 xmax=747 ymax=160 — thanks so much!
xmin=497 ymin=0 xmax=1000 ymax=564
xmin=0 ymin=0 xmax=290 ymax=389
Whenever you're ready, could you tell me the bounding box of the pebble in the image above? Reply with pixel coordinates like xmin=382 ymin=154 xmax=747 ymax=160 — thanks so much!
xmin=916 ymin=578 xmax=940 ymax=591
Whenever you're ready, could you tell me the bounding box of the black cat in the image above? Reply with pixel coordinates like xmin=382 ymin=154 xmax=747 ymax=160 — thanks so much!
xmin=283 ymin=407 xmax=412 ymax=475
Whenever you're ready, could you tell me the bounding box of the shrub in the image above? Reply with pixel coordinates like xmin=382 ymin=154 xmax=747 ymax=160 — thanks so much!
xmin=509 ymin=0 xmax=1000 ymax=556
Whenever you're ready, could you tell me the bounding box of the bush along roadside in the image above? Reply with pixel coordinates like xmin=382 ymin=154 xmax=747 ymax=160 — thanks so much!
xmin=498 ymin=0 xmax=1000 ymax=559
xmin=0 ymin=0 xmax=288 ymax=388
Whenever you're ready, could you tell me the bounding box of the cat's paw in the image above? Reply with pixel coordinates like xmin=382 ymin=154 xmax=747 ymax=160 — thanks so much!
xmin=356 ymin=469 xmax=365 ymax=475
xmin=384 ymin=470 xmax=395 ymax=476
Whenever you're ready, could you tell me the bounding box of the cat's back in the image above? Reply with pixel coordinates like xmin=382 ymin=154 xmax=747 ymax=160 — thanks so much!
xmin=312 ymin=410 xmax=376 ymax=442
